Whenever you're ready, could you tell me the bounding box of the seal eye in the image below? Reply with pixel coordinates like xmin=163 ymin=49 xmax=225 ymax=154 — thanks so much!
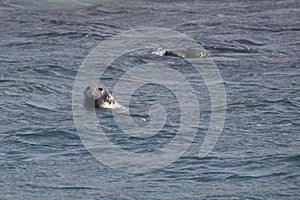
xmin=98 ymin=87 xmax=103 ymax=92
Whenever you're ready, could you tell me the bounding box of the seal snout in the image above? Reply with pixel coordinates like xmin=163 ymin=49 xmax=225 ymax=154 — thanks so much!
xmin=91 ymin=93 xmax=99 ymax=99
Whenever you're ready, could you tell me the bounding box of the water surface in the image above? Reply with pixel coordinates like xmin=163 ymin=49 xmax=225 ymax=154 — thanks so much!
xmin=1 ymin=0 xmax=299 ymax=199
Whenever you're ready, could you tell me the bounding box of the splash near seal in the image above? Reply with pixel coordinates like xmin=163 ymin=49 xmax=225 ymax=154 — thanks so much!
xmin=72 ymin=27 xmax=226 ymax=173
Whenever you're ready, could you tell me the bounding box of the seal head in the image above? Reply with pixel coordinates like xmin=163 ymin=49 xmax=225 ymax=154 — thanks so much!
xmin=84 ymin=84 xmax=124 ymax=109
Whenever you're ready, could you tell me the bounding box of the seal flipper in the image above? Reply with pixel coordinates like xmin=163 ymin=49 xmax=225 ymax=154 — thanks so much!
xmin=164 ymin=50 xmax=181 ymax=57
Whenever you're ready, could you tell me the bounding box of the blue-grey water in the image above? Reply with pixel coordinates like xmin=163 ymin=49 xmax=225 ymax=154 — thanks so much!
xmin=1 ymin=0 xmax=300 ymax=199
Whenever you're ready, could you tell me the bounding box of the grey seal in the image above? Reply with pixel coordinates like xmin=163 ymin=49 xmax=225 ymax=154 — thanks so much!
xmin=152 ymin=48 xmax=212 ymax=58
xmin=84 ymin=84 xmax=125 ymax=109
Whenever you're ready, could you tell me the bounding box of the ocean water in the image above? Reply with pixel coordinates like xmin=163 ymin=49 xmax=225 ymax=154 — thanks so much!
xmin=1 ymin=0 xmax=300 ymax=199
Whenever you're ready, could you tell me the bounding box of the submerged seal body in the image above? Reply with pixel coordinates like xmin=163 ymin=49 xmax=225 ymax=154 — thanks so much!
xmin=84 ymin=84 xmax=124 ymax=109
xmin=152 ymin=48 xmax=212 ymax=58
